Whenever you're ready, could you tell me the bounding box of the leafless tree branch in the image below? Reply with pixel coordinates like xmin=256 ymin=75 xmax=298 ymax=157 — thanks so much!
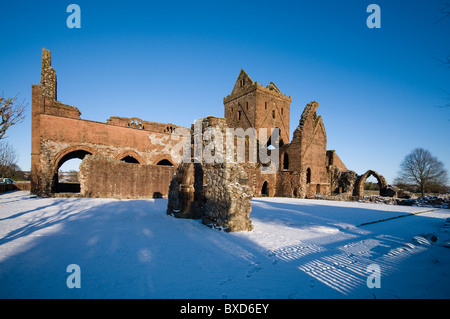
xmin=0 ymin=141 xmax=18 ymax=178
xmin=0 ymin=95 xmax=28 ymax=140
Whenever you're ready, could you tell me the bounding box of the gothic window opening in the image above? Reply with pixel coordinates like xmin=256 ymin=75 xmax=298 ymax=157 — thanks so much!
xmin=283 ymin=153 xmax=289 ymax=170
xmin=128 ymin=118 xmax=144 ymax=130
xmin=261 ymin=181 xmax=269 ymax=197
xmin=165 ymin=126 xmax=175 ymax=133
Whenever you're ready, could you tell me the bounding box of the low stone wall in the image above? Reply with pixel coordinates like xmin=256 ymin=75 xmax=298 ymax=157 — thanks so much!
xmin=15 ymin=182 xmax=31 ymax=191
xmin=0 ymin=184 xmax=16 ymax=193
xmin=79 ymin=155 xmax=176 ymax=199
xmin=0 ymin=182 xmax=31 ymax=193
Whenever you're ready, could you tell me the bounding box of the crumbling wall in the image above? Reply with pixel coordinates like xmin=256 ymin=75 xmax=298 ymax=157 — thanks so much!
xmin=167 ymin=161 xmax=253 ymax=232
xmin=167 ymin=117 xmax=254 ymax=232
xmin=31 ymin=50 xmax=184 ymax=196
xmin=354 ymin=170 xmax=388 ymax=197
xmin=337 ymin=170 xmax=358 ymax=195
xmin=330 ymin=169 xmax=395 ymax=199
xmin=202 ymin=163 xmax=253 ymax=232
xmin=166 ymin=162 xmax=204 ymax=219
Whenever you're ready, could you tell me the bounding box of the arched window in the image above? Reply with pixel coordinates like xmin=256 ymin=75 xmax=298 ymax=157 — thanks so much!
xmin=306 ymin=168 xmax=311 ymax=184
xmin=283 ymin=153 xmax=289 ymax=170
xmin=261 ymin=181 xmax=269 ymax=197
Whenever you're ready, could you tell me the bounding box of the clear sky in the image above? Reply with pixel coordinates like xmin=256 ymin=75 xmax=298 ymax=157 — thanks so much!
xmin=1 ymin=0 xmax=449 ymax=184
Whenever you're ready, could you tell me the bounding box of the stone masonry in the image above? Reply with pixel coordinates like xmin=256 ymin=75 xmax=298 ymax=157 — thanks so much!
xmin=166 ymin=117 xmax=253 ymax=232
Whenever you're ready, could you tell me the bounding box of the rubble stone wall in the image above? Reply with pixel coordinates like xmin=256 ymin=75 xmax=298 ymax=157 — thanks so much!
xmin=79 ymin=155 xmax=176 ymax=199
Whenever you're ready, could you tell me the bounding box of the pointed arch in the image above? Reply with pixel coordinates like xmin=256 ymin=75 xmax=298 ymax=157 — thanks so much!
xmin=354 ymin=170 xmax=387 ymax=197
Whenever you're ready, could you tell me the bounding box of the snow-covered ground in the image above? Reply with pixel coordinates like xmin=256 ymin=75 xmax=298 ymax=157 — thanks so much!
xmin=0 ymin=191 xmax=449 ymax=299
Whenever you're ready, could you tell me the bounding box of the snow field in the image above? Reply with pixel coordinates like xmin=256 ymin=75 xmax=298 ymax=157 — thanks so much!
xmin=0 ymin=191 xmax=449 ymax=298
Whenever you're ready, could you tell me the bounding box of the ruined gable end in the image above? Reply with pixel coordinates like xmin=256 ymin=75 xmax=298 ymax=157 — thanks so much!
xmin=230 ymin=69 xmax=255 ymax=95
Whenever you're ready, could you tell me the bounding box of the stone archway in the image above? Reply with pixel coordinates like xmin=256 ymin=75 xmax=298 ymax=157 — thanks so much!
xmin=354 ymin=170 xmax=387 ymax=197
xmin=52 ymin=147 xmax=94 ymax=193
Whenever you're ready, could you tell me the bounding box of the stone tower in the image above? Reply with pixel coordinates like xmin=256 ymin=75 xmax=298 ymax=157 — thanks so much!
xmin=223 ymin=69 xmax=292 ymax=145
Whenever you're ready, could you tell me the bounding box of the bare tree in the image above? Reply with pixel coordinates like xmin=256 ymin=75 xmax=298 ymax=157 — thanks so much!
xmin=0 ymin=141 xmax=18 ymax=178
xmin=0 ymin=95 xmax=27 ymax=140
xmin=394 ymin=148 xmax=448 ymax=196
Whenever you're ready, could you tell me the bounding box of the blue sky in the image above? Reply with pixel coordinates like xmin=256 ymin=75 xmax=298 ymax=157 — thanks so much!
xmin=1 ymin=0 xmax=449 ymax=184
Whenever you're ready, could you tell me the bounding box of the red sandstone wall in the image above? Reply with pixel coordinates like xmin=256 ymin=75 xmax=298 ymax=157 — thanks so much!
xmin=79 ymin=155 xmax=176 ymax=199
xmin=39 ymin=114 xmax=179 ymax=160
xmin=328 ymin=150 xmax=347 ymax=172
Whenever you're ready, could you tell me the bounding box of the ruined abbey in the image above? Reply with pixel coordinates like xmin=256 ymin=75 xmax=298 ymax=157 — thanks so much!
xmin=31 ymin=49 xmax=391 ymax=228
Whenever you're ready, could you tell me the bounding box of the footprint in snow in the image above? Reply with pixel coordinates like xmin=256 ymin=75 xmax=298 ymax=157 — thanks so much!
xmin=247 ymin=263 xmax=262 ymax=278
